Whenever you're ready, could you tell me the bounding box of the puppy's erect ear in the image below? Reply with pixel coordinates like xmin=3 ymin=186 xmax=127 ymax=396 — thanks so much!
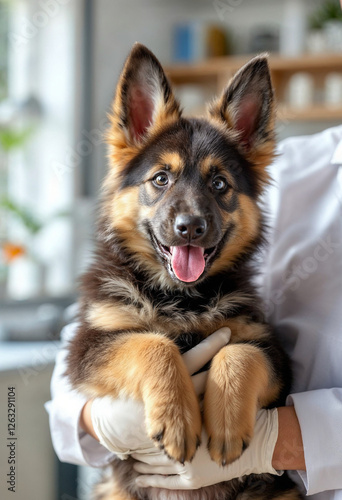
xmin=109 ymin=43 xmax=181 ymax=148
xmin=209 ymin=55 xmax=275 ymax=184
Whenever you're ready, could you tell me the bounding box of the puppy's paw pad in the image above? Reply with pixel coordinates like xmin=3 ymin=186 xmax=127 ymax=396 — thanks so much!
xmin=207 ymin=434 xmax=252 ymax=466
xmin=147 ymin=406 xmax=201 ymax=463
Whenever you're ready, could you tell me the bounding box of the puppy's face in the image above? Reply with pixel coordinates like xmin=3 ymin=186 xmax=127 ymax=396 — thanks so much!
xmin=102 ymin=44 xmax=275 ymax=287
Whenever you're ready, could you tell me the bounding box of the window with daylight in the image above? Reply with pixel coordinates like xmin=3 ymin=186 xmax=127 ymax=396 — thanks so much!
xmin=0 ymin=2 xmax=8 ymax=100
xmin=0 ymin=0 xmax=9 ymax=265
xmin=0 ymin=0 xmax=79 ymax=301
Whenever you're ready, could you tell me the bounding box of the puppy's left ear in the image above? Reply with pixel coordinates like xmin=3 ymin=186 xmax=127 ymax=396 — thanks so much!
xmin=209 ymin=55 xmax=275 ymax=184
xmin=109 ymin=43 xmax=181 ymax=148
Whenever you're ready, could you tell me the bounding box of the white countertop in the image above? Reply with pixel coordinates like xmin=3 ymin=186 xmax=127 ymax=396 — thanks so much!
xmin=0 ymin=341 xmax=60 ymax=372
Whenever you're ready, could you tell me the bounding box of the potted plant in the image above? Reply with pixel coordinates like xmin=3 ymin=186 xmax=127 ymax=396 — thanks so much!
xmin=308 ymin=0 xmax=342 ymax=53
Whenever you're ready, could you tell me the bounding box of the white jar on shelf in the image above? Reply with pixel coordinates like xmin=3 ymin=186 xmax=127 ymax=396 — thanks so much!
xmin=287 ymin=73 xmax=315 ymax=109
xmin=325 ymin=73 xmax=342 ymax=106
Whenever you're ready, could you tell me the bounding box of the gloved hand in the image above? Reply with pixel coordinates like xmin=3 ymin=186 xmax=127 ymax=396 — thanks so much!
xmin=91 ymin=327 xmax=231 ymax=459
xmin=133 ymin=409 xmax=282 ymax=488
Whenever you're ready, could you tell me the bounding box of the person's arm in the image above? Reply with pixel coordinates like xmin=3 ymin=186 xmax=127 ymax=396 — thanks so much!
xmin=272 ymin=406 xmax=305 ymax=471
xmin=45 ymin=322 xmax=116 ymax=467
xmin=287 ymin=389 xmax=342 ymax=495
xmin=80 ymin=399 xmax=99 ymax=441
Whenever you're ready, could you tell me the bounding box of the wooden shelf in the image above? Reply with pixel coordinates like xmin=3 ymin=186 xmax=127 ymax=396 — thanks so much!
xmin=165 ymin=53 xmax=342 ymax=122
xmin=278 ymin=105 xmax=342 ymax=122
xmin=166 ymin=53 xmax=342 ymax=77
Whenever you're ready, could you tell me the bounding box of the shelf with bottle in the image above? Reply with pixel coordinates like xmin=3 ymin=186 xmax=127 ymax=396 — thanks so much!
xmin=165 ymin=53 xmax=342 ymax=122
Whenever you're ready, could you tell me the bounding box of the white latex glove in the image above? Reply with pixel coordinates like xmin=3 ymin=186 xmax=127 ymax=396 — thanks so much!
xmin=133 ymin=409 xmax=282 ymax=489
xmin=91 ymin=328 xmax=231 ymax=459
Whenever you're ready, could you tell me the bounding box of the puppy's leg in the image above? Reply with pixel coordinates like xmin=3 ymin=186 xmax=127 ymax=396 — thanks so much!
xmin=204 ymin=341 xmax=280 ymax=465
xmin=95 ymin=479 xmax=134 ymax=500
xmin=69 ymin=331 xmax=202 ymax=463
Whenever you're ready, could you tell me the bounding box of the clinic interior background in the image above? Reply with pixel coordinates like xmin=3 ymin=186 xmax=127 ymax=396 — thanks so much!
xmin=1 ymin=0 xmax=342 ymax=306
xmin=0 ymin=1 xmax=342 ymax=499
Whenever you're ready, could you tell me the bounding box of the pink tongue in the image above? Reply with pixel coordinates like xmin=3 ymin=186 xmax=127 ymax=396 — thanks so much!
xmin=170 ymin=246 xmax=205 ymax=283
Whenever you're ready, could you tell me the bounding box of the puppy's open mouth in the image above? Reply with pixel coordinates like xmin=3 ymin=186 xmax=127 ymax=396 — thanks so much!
xmin=152 ymin=236 xmax=218 ymax=283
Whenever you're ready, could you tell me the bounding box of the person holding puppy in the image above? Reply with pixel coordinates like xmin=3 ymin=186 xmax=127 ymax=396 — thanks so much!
xmin=46 ymin=123 xmax=342 ymax=500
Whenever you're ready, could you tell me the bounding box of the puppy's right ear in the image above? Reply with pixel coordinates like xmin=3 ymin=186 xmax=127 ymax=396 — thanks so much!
xmin=209 ymin=55 xmax=275 ymax=188
xmin=107 ymin=43 xmax=181 ymax=154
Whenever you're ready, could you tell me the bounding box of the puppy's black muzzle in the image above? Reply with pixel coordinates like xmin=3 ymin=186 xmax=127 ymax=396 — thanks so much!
xmin=174 ymin=214 xmax=207 ymax=243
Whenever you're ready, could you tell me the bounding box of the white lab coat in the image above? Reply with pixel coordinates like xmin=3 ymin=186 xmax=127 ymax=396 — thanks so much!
xmin=261 ymin=125 xmax=342 ymax=499
xmin=45 ymin=125 xmax=342 ymax=499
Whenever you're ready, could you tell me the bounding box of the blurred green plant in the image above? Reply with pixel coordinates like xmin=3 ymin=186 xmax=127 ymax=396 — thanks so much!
xmin=0 ymin=117 xmax=53 ymax=274
xmin=0 ymin=196 xmax=42 ymax=234
xmin=0 ymin=196 xmax=69 ymax=236
xmin=0 ymin=192 xmax=69 ymax=284
xmin=0 ymin=126 xmax=34 ymax=152
xmin=0 ymin=119 xmax=34 ymax=242
xmin=0 ymin=123 xmax=34 ymax=280
xmin=310 ymin=0 xmax=342 ymax=30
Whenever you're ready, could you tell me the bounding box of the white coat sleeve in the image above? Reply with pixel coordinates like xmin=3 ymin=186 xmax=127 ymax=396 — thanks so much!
xmin=44 ymin=322 xmax=116 ymax=467
xmin=287 ymin=389 xmax=342 ymax=496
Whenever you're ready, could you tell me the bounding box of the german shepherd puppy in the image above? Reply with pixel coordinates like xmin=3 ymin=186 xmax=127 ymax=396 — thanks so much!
xmin=67 ymin=44 xmax=302 ymax=500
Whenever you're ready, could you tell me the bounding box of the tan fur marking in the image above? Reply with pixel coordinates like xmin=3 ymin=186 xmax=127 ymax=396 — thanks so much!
xmin=200 ymin=155 xmax=216 ymax=178
xmin=220 ymin=316 xmax=270 ymax=343
xmin=209 ymin=195 xmax=260 ymax=274
xmin=238 ymin=193 xmax=260 ymax=240
xmin=139 ymin=203 xmax=158 ymax=221
xmin=148 ymin=97 xmax=181 ymax=138
xmin=159 ymin=151 xmax=184 ymax=173
xmin=200 ymin=156 xmax=237 ymax=190
xmin=83 ymin=333 xmax=202 ymax=463
xmin=109 ymin=186 xmax=139 ymax=232
xmin=87 ymin=302 xmax=148 ymax=332
xmin=106 ymin=188 xmax=163 ymax=278
xmin=140 ymin=154 xmax=183 ymax=185
xmin=204 ymin=343 xmax=279 ymax=465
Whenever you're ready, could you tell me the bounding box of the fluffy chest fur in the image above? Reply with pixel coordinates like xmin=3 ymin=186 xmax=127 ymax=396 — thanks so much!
xmin=82 ymin=254 xmax=261 ymax=346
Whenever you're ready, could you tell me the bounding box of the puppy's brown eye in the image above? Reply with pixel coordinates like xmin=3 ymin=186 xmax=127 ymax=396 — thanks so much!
xmin=212 ymin=176 xmax=228 ymax=192
xmin=153 ymin=172 xmax=169 ymax=187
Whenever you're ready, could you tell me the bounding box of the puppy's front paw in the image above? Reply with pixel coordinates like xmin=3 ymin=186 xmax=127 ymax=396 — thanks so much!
xmin=204 ymin=381 xmax=256 ymax=465
xmin=145 ymin=373 xmax=202 ymax=463
xmin=203 ymin=345 xmax=261 ymax=466
xmin=145 ymin=381 xmax=202 ymax=463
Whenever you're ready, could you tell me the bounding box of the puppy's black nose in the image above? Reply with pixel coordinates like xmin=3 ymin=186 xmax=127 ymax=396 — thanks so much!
xmin=174 ymin=215 xmax=207 ymax=241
